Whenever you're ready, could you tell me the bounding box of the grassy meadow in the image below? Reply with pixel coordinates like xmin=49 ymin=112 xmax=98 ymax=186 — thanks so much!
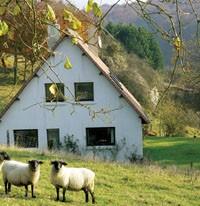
xmin=0 ymin=139 xmax=199 ymax=206
xmin=144 ymin=136 xmax=200 ymax=169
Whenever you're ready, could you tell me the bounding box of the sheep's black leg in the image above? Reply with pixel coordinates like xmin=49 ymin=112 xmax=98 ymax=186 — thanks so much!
xmin=62 ymin=188 xmax=66 ymax=202
xmin=89 ymin=190 xmax=95 ymax=204
xmin=8 ymin=183 xmax=11 ymax=193
xmin=25 ymin=185 xmax=28 ymax=197
xmin=83 ymin=188 xmax=89 ymax=203
xmin=31 ymin=184 xmax=36 ymax=198
xmin=56 ymin=187 xmax=59 ymax=201
xmin=4 ymin=180 xmax=8 ymax=194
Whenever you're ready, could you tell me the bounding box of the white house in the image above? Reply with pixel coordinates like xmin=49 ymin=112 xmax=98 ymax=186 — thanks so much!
xmin=0 ymin=35 xmax=149 ymax=161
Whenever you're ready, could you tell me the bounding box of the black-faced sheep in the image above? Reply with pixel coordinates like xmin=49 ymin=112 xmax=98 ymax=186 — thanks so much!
xmin=2 ymin=159 xmax=43 ymax=198
xmin=50 ymin=160 xmax=95 ymax=204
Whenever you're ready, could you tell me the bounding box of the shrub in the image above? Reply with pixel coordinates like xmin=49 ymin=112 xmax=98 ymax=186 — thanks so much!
xmin=157 ymin=100 xmax=187 ymax=136
xmin=63 ymin=134 xmax=80 ymax=154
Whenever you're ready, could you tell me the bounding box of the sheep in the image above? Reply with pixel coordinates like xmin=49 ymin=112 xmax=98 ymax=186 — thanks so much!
xmin=50 ymin=160 xmax=95 ymax=204
xmin=2 ymin=159 xmax=43 ymax=198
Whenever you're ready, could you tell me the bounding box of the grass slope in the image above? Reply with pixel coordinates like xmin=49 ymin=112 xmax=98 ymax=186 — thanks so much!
xmin=0 ymin=146 xmax=199 ymax=206
xmin=144 ymin=136 xmax=200 ymax=169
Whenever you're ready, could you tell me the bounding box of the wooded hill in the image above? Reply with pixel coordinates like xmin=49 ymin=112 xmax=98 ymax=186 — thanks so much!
xmin=102 ymin=0 xmax=200 ymax=66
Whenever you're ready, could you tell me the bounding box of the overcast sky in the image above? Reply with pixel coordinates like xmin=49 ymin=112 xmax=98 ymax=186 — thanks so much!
xmin=69 ymin=0 xmax=125 ymax=9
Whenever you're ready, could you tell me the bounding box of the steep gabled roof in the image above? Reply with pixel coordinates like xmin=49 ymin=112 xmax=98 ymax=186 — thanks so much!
xmin=0 ymin=36 xmax=149 ymax=124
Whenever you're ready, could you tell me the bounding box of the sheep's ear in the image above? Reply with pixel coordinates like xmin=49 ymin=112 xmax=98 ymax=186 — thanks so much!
xmin=50 ymin=161 xmax=56 ymax=165
xmin=60 ymin=161 xmax=68 ymax=166
xmin=3 ymin=152 xmax=10 ymax=160
xmin=38 ymin=161 xmax=43 ymax=164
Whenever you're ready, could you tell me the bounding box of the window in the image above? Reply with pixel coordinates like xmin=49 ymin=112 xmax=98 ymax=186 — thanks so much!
xmin=74 ymin=82 xmax=94 ymax=101
xmin=47 ymin=129 xmax=60 ymax=150
xmin=86 ymin=127 xmax=115 ymax=146
xmin=14 ymin=129 xmax=38 ymax=148
xmin=45 ymin=83 xmax=65 ymax=102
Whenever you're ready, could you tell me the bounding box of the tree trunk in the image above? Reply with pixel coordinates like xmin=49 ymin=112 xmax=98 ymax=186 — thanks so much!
xmin=23 ymin=57 xmax=27 ymax=82
xmin=13 ymin=49 xmax=17 ymax=84
xmin=1 ymin=56 xmax=7 ymax=73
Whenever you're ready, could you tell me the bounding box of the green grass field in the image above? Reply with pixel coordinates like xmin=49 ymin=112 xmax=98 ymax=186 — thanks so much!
xmin=144 ymin=136 xmax=200 ymax=169
xmin=0 ymin=139 xmax=199 ymax=206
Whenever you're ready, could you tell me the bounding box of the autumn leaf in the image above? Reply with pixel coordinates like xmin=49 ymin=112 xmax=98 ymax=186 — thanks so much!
xmin=49 ymin=84 xmax=58 ymax=96
xmin=64 ymin=57 xmax=72 ymax=69
xmin=0 ymin=7 xmax=6 ymax=15
xmin=0 ymin=20 xmax=9 ymax=36
xmin=85 ymin=0 xmax=94 ymax=13
xmin=173 ymin=36 xmax=182 ymax=52
xmin=12 ymin=5 xmax=21 ymax=16
xmin=63 ymin=9 xmax=73 ymax=22
xmin=92 ymin=2 xmax=102 ymax=17
xmin=70 ymin=18 xmax=82 ymax=30
xmin=46 ymin=4 xmax=56 ymax=22
xmin=7 ymin=30 xmax=15 ymax=40
xmin=63 ymin=9 xmax=81 ymax=31
xmin=72 ymin=37 xmax=78 ymax=45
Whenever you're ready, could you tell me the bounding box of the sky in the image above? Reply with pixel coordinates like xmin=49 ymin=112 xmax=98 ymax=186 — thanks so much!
xmin=69 ymin=0 xmax=125 ymax=9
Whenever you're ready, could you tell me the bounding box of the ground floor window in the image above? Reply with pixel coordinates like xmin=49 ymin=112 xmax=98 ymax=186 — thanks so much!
xmin=86 ymin=127 xmax=115 ymax=146
xmin=47 ymin=128 xmax=60 ymax=150
xmin=14 ymin=129 xmax=38 ymax=148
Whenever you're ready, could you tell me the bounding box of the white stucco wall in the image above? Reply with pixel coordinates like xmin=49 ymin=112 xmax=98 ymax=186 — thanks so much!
xmin=0 ymin=38 xmax=143 ymax=161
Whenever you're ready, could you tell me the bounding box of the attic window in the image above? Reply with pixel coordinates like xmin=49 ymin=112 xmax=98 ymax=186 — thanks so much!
xmin=74 ymin=82 xmax=94 ymax=101
xmin=14 ymin=129 xmax=38 ymax=148
xmin=45 ymin=83 xmax=65 ymax=102
xmin=86 ymin=127 xmax=115 ymax=146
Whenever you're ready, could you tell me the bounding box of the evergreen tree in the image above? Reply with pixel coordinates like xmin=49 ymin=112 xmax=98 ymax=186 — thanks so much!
xmin=106 ymin=23 xmax=164 ymax=70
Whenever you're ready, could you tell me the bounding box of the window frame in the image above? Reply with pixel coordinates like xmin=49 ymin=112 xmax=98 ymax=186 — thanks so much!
xmin=47 ymin=128 xmax=60 ymax=150
xmin=74 ymin=82 xmax=94 ymax=102
xmin=86 ymin=127 xmax=116 ymax=146
xmin=13 ymin=129 xmax=38 ymax=148
xmin=45 ymin=83 xmax=65 ymax=102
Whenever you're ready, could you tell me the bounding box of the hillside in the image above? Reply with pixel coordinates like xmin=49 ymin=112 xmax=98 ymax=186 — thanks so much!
xmin=0 ymin=146 xmax=199 ymax=206
xmin=100 ymin=32 xmax=164 ymax=109
xmin=102 ymin=1 xmax=200 ymax=65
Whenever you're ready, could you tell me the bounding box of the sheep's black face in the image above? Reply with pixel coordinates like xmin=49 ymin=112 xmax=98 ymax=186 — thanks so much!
xmin=28 ymin=160 xmax=43 ymax=172
xmin=51 ymin=160 xmax=67 ymax=172
xmin=0 ymin=151 xmax=10 ymax=161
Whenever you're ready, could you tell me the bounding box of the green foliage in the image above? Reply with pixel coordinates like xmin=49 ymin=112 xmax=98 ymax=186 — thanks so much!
xmin=106 ymin=23 xmax=164 ymax=70
xmin=63 ymin=134 xmax=80 ymax=154
xmin=144 ymin=136 xmax=200 ymax=169
xmin=156 ymin=100 xmax=188 ymax=136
